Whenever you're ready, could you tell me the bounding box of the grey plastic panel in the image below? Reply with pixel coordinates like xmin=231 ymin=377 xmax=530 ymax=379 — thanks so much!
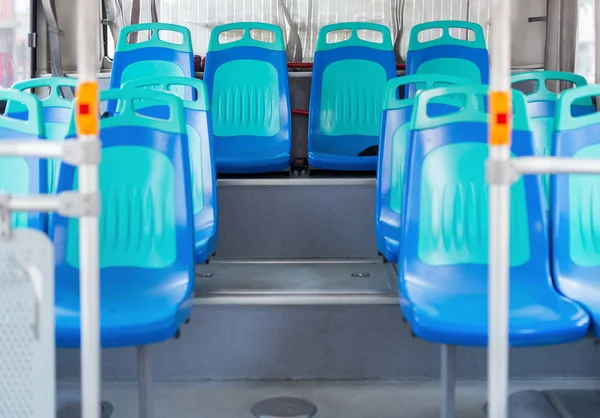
xmin=0 ymin=229 xmax=55 ymax=418
xmin=214 ymin=181 xmax=378 ymax=259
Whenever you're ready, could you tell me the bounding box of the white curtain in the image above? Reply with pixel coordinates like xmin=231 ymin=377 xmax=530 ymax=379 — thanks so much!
xmin=110 ymin=0 xmax=545 ymax=66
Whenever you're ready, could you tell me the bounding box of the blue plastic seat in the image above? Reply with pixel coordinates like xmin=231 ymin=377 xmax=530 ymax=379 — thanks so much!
xmin=376 ymin=74 xmax=471 ymax=263
xmin=308 ymin=23 xmax=397 ymax=171
xmin=52 ymin=88 xmax=195 ymax=348
xmin=108 ymin=23 xmax=195 ymax=114
xmin=511 ymin=71 xmax=594 ymax=209
xmin=0 ymin=89 xmax=47 ymax=230
xmin=204 ymin=22 xmax=291 ymax=173
xmin=405 ymin=21 xmax=489 ymax=98
xmin=7 ymin=77 xmax=77 ymax=193
xmin=400 ymin=85 xmax=589 ymax=347
xmin=552 ymin=84 xmax=600 ymax=337
xmin=122 ymin=75 xmax=218 ymax=263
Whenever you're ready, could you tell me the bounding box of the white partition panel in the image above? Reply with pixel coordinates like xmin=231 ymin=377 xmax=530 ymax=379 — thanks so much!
xmin=0 ymin=229 xmax=55 ymax=418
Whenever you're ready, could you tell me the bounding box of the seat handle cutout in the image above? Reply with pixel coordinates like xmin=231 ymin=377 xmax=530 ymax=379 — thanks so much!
xmin=408 ymin=20 xmax=486 ymax=50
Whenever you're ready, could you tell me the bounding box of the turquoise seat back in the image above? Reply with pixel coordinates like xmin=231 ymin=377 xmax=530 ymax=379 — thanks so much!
xmin=53 ymin=88 xmax=195 ymax=348
xmin=0 ymin=89 xmax=47 ymax=230
xmin=552 ymin=85 xmax=600 ymax=333
xmin=400 ymin=86 xmax=561 ymax=346
xmin=204 ymin=22 xmax=291 ymax=173
xmin=512 ymin=71 xmax=594 ymax=210
xmin=59 ymin=88 xmax=193 ymax=269
xmin=404 ymin=86 xmax=535 ymax=268
xmin=375 ymin=74 xmax=472 ymax=262
xmin=308 ymin=22 xmax=397 ymax=171
xmin=400 ymin=86 xmax=590 ymax=346
xmin=122 ymin=75 xmax=218 ymax=263
xmin=108 ymin=23 xmax=195 ymax=113
xmin=8 ymin=77 xmax=78 ymax=193
xmin=406 ymin=21 xmax=489 ymax=97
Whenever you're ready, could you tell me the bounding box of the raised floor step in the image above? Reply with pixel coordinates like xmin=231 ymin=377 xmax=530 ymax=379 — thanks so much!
xmin=214 ymin=177 xmax=377 ymax=259
xmin=195 ymin=259 xmax=398 ymax=305
xmin=505 ymin=389 xmax=600 ymax=418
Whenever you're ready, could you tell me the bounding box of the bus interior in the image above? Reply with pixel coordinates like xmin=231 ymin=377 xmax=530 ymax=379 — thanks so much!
xmin=1 ymin=0 xmax=600 ymax=417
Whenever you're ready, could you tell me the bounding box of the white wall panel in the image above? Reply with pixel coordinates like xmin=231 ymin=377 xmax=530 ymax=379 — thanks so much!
xmin=52 ymin=0 xmax=103 ymax=72
xmin=473 ymin=0 xmax=546 ymax=68
xmin=510 ymin=0 xmax=547 ymax=67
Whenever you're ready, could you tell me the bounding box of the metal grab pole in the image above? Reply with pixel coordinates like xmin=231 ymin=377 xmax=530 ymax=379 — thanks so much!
xmin=76 ymin=0 xmax=101 ymax=418
xmin=0 ymin=141 xmax=63 ymax=158
xmin=7 ymin=195 xmax=61 ymax=212
xmin=512 ymin=157 xmax=600 ymax=174
xmin=487 ymin=0 xmax=512 ymax=417
xmin=596 ymin=0 xmax=600 ymax=88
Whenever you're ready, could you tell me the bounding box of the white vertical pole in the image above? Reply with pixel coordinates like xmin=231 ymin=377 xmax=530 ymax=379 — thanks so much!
xmin=487 ymin=0 xmax=512 ymax=417
xmin=595 ymin=0 xmax=600 ymax=86
xmin=76 ymin=0 xmax=101 ymax=418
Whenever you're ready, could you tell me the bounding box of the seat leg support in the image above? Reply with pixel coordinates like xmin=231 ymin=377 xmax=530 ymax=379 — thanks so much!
xmin=440 ymin=344 xmax=457 ymax=418
xmin=137 ymin=345 xmax=153 ymax=418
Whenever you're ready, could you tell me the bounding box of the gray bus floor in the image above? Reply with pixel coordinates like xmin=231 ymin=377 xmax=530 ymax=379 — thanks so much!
xmin=58 ymin=379 xmax=600 ymax=418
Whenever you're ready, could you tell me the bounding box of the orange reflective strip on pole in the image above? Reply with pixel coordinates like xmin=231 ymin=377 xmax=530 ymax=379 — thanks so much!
xmin=75 ymin=82 xmax=99 ymax=136
xmin=489 ymin=91 xmax=511 ymax=146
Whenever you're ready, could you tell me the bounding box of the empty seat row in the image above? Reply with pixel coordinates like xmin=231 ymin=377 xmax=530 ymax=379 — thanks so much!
xmin=119 ymin=76 xmax=218 ymax=262
xmin=3 ymin=75 xmax=218 ymax=265
xmin=376 ymin=70 xmax=596 ymax=263
xmin=375 ymin=79 xmax=600 ymax=341
xmin=402 ymin=85 xmax=589 ymax=345
xmin=552 ymin=84 xmax=600 ymax=336
xmin=108 ymin=19 xmax=490 ymax=173
xmin=55 ymin=88 xmax=197 ymax=347
xmin=376 ymin=74 xmax=474 ymax=262
xmin=0 ymin=87 xmax=203 ymax=406
xmin=376 ymin=81 xmax=600 ymax=417
xmin=0 ymin=90 xmax=48 ymax=230
xmin=6 ymin=77 xmax=77 ymax=193
xmin=512 ymin=71 xmax=595 ymax=208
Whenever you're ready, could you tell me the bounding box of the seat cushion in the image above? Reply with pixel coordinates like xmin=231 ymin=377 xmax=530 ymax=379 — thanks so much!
xmin=401 ymin=271 xmax=589 ymax=347
xmin=55 ymin=267 xmax=193 ymax=348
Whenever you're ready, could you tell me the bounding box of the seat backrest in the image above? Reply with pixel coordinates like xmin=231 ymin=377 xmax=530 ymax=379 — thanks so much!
xmin=0 ymin=89 xmax=47 ymax=230
xmin=511 ymin=71 xmax=594 ymax=208
xmin=552 ymin=84 xmax=600 ymax=305
xmin=53 ymin=89 xmax=194 ymax=272
xmin=376 ymin=74 xmax=471 ymax=261
xmin=8 ymin=77 xmax=77 ymax=134
xmin=122 ymin=76 xmax=217 ymax=263
xmin=108 ymin=23 xmax=195 ymax=113
xmin=8 ymin=77 xmax=78 ymax=193
xmin=203 ymin=22 xmax=291 ymax=173
xmin=406 ymin=21 xmax=489 ymax=97
xmin=308 ymin=22 xmax=397 ymax=167
xmin=402 ymin=85 xmax=547 ymax=285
